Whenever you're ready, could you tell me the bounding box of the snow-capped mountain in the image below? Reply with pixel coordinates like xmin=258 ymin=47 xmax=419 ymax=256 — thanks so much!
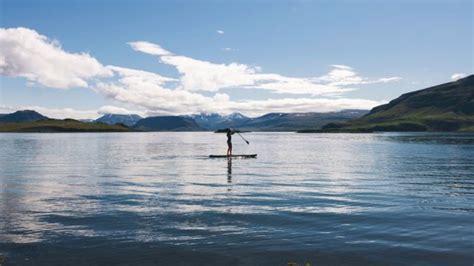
xmin=95 ymin=114 xmax=143 ymax=127
xmin=189 ymin=112 xmax=250 ymax=130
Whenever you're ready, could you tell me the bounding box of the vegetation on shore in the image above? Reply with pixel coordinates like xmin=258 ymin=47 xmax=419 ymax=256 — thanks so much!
xmin=299 ymin=75 xmax=474 ymax=133
xmin=132 ymin=116 xmax=203 ymax=131
xmin=0 ymin=119 xmax=131 ymax=132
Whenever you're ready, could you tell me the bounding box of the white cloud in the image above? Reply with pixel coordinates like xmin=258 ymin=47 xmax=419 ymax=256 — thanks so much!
xmin=1 ymin=27 xmax=399 ymax=117
xmin=222 ymin=47 xmax=238 ymax=52
xmin=128 ymin=41 xmax=401 ymax=95
xmin=216 ymin=30 xmax=224 ymax=34
xmin=451 ymin=73 xmax=466 ymax=81
xmin=377 ymin=77 xmax=402 ymax=83
xmin=0 ymin=104 xmax=144 ymax=119
xmin=107 ymin=65 xmax=177 ymax=85
xmin=98 ymin=105 xmax=145 ymax=116
xmin=315 ymin=65 xmax=402 ymax=86
xmin=127 ymin=41 xmax=172 ymax=56
xmin=94 ymin=66 xmax=220 ymax=114
xmin=161 ymin=55 xmax=258 ymax=92
xmin=0 ymin=105 xmax=20 ymax=114
xmin=93 ymin=55 xmax=391 ymax=115
xmin=0 ymin=27 xmax=112 ymax=89
xmin=93 ymin=66 xmax=384 ymax=116
xmin=0 ymin=104 xmax=99 ymax=119
xmin=33 ymin=106 xmax=100 ymax=119
xmin=250 ymin=73 xmax=354 ymax=95
xmin=331 ymin=64 xmax=352 ymax=70
xmin=228 ymin=98 xmax=385 ymax=116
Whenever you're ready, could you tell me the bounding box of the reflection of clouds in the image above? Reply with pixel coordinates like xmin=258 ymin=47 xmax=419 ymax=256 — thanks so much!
xmin=0 ymin=135 xmax=48 ymax=243
xmin=247 ymin=133 xmax=389 ymax=199
xmin=279 ymin=206 xmax=363 ymax=214
xmin=1 ymin=132 xmax=473 ymax=251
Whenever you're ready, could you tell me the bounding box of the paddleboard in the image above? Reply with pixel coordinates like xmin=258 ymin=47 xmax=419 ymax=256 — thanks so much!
xmin=209 ymin=154 xmax=257 ymax=158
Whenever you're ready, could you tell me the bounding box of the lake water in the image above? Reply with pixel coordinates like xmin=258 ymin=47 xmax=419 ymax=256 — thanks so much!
xmin=0 ymin=132 xmax=473 ymax=265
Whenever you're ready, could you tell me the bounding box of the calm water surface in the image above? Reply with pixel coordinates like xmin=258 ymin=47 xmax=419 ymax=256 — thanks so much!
xmin=0 ymin=132 xmax=473 ymax=265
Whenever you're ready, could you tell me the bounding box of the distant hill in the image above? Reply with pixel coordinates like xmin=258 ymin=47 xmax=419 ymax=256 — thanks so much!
xmin=0 ymin=118 xmax=131 ymax=132
xmin=302 ymin=75 xmax=474 ymax=132
xmin=191 ymin=110 xmax=367 ymax=131
xmin=190 ymin=112 xmax=250 ymax=130
xmin=237 ymin=110 xmax=368 ymax=131
xmin=0 ymin=110 xmax=48 ymax=123
xmin=95 ymin=114 xmax=142 ymax=127
xmin=133 ymin=116 xmax=203 ymax=131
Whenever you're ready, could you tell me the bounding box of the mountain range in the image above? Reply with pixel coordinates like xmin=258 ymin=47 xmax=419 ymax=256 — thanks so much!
xmin=86 ymin=110 xmax=368 ymax=131
xmin=236 ymin=110 xmax=368 ymax=131
xmin=0 ymin=111 xmax=130 ymax=132
xmin=0 ymin=110 xmax=367 ymax=132
xmin=2 ymin=76 xmax=472 ymax=132
xmin=301 ymin=75 xmax=474 ymax=132
xmin=188 ymin=110 xmax=368 ymax=131
xmin=95 ymin=114 xmax=142 ymax=127
xmin=133 ymin=116 xmax=203 ymax=131
xmin=189 ymin=113 xmax=250 ymax=130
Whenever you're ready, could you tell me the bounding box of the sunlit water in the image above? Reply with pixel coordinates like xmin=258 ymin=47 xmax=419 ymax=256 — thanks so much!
xmin=1 ymin=132 xmax=473 ymax=265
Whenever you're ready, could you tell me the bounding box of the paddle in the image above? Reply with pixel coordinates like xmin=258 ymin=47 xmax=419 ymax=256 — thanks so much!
xmin=235 ymin=130 xmax=249 ymax=145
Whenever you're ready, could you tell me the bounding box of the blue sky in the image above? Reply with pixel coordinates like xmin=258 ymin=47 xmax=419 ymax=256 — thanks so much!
xmin=0 ymin=0 xmax=472 ymax=118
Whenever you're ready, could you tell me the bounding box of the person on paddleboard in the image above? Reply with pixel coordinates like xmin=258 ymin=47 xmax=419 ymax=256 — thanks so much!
xmin=226 ymin=128 xmax=235 ymax=156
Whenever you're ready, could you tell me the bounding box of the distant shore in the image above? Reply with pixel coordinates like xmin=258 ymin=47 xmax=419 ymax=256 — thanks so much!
xmin=0 ymin=119 xmax=132 ymax=133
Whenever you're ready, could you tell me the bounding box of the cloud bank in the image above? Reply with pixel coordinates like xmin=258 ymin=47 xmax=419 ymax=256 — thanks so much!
xmin=0 ymin=104 xmax=145 ymax=119
xmin=94 ymin=65 xmax=385 ymax=116
xmin=1 ymin=27 xmax=401 ymax=117
xmin=0 ymin=27 xmax=112 ymax=89
xmin=128 ymin=41 xmax=401 ymax=96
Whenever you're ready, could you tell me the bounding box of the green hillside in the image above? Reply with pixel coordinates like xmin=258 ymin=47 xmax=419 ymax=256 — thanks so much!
xmin=0 ymin=119 xmax=132 ymax=132
xmin=300 ymin=75 xmax=474 ymax=133
xmin=133 ymin=116 xmax=203 ymax=131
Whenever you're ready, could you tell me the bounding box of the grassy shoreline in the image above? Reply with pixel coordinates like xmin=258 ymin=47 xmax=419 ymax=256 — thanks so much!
xmin=0 ymin=119 xmax=132 ymax=133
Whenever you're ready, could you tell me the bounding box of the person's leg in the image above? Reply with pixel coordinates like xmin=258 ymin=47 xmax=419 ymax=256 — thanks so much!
xmin=229 ymin=143 xmax=232 ymax=156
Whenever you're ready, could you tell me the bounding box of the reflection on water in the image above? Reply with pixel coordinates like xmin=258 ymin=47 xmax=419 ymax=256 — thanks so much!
xmin=382 ymin=132 xmax=474 ymax=145
xmin=227 ymin=157 xmax=232 ymax=184
xmin=0 ymin=132 xmax=473 ymax=265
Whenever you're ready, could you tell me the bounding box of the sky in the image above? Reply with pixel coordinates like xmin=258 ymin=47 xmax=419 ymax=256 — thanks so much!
xmin=0 ymin=0 xmax=472 ymax=119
